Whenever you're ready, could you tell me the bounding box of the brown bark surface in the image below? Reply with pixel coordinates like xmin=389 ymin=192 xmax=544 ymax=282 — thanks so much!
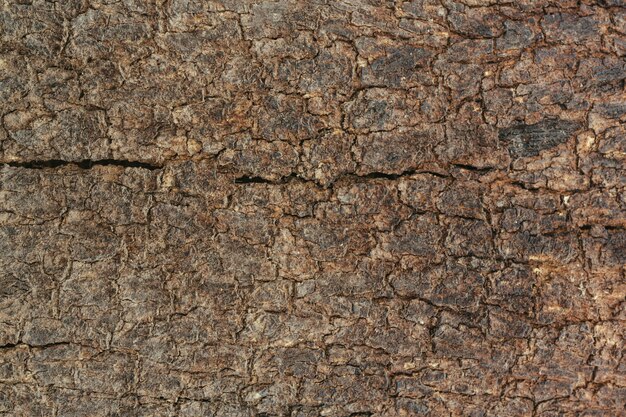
xmin=1 ymin=1 xmax=625 ymax=416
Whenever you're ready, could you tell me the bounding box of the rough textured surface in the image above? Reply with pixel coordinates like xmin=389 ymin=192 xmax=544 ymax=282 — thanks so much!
xmin=1 ymin=1 xmax=625 ymax=416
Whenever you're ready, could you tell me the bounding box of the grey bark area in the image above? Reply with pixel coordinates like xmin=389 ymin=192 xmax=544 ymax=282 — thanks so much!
xmin=1 ymin=1 xmax=625 ymax=416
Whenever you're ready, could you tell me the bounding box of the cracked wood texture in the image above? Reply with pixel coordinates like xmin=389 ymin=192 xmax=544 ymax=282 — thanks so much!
xmin=1 ymin=1 xmax=625 ymax=416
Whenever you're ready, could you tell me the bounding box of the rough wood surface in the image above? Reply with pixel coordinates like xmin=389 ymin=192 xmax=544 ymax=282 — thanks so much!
xmin=1 ymin=1 xmax=625 ymax=416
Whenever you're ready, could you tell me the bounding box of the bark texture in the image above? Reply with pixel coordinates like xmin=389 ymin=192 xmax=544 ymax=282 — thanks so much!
xmin=1 ymin=0 xmax=625 ymax=416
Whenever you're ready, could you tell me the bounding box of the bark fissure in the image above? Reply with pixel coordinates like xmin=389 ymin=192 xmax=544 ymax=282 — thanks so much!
xmin=3 ymin=159 xmax=162 ymax=171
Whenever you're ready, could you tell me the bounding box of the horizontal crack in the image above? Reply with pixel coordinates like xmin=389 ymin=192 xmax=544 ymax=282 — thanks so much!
xmin=233 ymin=173 xmax=304 ymax=185
xmin=356 ymin=170 xmax=418 ymax=180
xmin=451 ymin=163 xmax=496 ymax=173
xmin=234 ymin=175 xmax=281 ymax=184
xmin=234 ymin=169 xmax=450 ymax=186
xmin=3 ymin=159 xmax=162 ymax=170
